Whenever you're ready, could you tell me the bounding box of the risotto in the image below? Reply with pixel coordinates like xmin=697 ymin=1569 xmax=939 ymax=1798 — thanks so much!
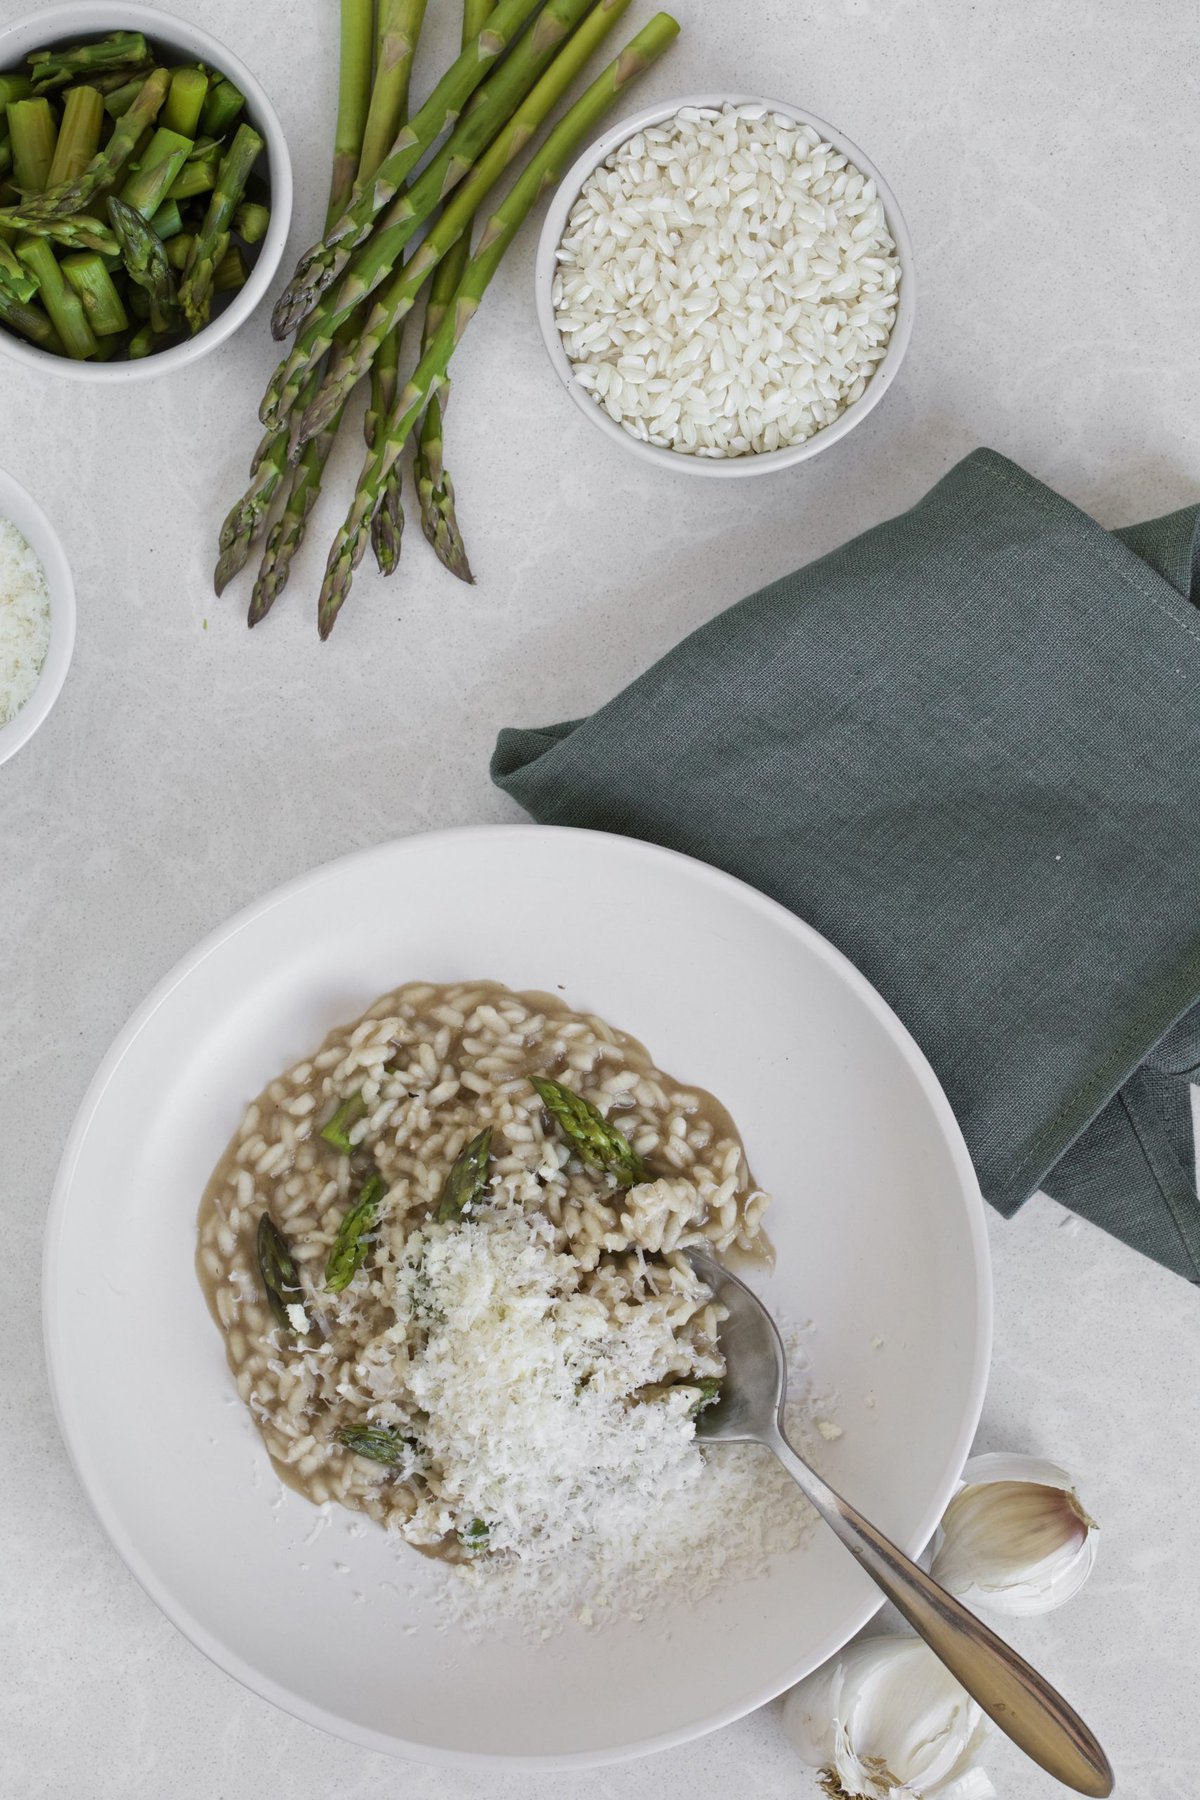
xmin=197 ymin=980 xmax=772 ymax=1570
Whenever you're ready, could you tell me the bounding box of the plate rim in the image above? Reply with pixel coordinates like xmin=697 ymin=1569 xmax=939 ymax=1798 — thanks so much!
xmin=42 ymin=822 xmax=993 ymax=1770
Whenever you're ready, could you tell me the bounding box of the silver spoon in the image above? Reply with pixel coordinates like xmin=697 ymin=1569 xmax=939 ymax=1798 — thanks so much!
xmin=685 ymin=1248 xmax=1113 ymax=1797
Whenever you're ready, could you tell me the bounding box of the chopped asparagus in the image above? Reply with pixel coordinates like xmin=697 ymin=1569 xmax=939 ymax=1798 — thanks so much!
xmin=325 ymin=1171 xmax=386 ymax=1292
xmin=163 ymin=65 xmax=208 ymax=137
xmin=0 ymin=209 xmax=119 ymax=254
xmin=7 ymin=97 xmax=57 ymax=193
xmin=435 ymin=1127 xmax=493 ymax=1222
xmin=336 ymin=1424 xmax=415 ymax=1467
xmin=530 ymin=1076 xmax=646 ymax=1185
xmin=44 ymin=85 xmax=103 ymax=188
xmin=457 ymin=1517 xmax=489 ymax=1551
xmin=233 ymin=199 xmax=269 ymax=243
xmin=104 ymin=76 xmax=144 ymax=119
xmin=0 ymin=236 xmax=36 ymax=301
xmin=179 ymin=121 xmax=261 ymax=330
xmin=126 ymin=321 xmax=157 ymax=357
xmin=0 ymin=75 xmax=32 ymax=112
xmin=165 ymin=229 xmax=195 ymax=270
xmin=62 ymin=249 xmax=128 ymax=334
xmin=15 ymin=235 xmax=96 ymax=356
xmin=0 ymin=285 xmax=61 ymax=350
xmin=20 ymin=68 xmax=170 ymax=218
xmin=256 ymin=1213 xmax=315 ymax=1338
xmin=149 ymin=197 xmax=183 ymax=241
xmin=27 ymin=32 xmax=150 ymax=95
xmin=167 ymin=151 xmax=217 ymax=202
xmin=320 ymin=1091 xmax=368 ymax=1153
xmin=120 ymin=126 xmax=193 ymax=218
xmin=199 ymin=76 xmax=244 ymax=139
xmin=106 ymin=195 xmax=178 ymax=333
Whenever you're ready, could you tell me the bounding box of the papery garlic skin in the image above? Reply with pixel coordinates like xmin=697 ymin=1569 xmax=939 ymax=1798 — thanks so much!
xmin=930 ymin=1452 xmax=1098 ymax=1619
xmin=783 ymin=1634 xmax=996 ymax=1799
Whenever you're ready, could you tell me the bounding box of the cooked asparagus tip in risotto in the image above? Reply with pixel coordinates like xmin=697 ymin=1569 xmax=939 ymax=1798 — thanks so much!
xmin=197 ymin=981 xmax=770 ymax=1566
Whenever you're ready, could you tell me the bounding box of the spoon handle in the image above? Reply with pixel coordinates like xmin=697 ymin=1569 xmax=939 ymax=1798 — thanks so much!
xmin=770 ymin=1430 xmax=1113 ymax=1797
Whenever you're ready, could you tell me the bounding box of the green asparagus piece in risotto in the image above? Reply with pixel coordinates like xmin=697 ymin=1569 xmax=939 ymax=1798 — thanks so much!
xmin=531 ymin=1077 xmax=646 ymax=1186
xmin=320 ymin=1090 xmax=368 ymax=1152
xmin=256 ymin=1213 xmax=314 ymax=1338
xmin=336 ymin=1424 xmax=415 ymax=1466
xmin=325 ymin=1171 xmax=386 ymax=1292
xmin=435 ymin=1126 xmax=493 ymax=1222
xmin=458 ymin=1517 xmax=489 ymax=1551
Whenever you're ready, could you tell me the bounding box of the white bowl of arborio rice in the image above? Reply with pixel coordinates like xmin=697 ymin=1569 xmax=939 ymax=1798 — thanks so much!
xmin=44 ymin=828 xmax=989 ymax=1768
xmin=0 ymin=464 xmax=75 ymax=766
xmin=535 ymin=97 xmax=914 ymax=475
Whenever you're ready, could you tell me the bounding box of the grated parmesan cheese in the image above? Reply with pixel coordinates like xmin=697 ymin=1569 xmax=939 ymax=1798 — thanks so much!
xmin=0 ymin=519 xmax=50 ymax=727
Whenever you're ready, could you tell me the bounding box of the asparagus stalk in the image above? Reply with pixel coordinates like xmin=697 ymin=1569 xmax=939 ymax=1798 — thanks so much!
xmin=336 ymin=1425 xmax=415 ymax=1466
xmin=0 ymin=208 xmax=118 ymax=254
xmin=325 ymin=1172 xmax=387 ymax=1291
xmin=27 ymin=33 xmax=149 ymax=94
xmin=14 ymin=235 xmax=97 ymax=358
xmin=0 ymin=285 xmax=62 ymax=351
xmin=7 ymin=98 xmax=57 ymax=193
xmin=107 ymin=195 xmax=178 ymax=333
xmin=163 ymin=66 xmax=209 ymax=138
xmin=316 ymin=13 xmax=680 ymax=636
xmin=332 ymin=0 xmax=381 ymax=209
xmin=104 ymin=76 xmax=145 ymax=119
xmin=271 ymin=0 xmax=546 ymax=338
xmin=165 ymin=230 xmax=195 ymax=270
xmin=257 ymin=1213 xmax=315 ymax=1338
xmin=126 ymin=321 xmax=159 ymax=357
xmin=262 ymin=0 xmax=612 ymax=431
xmin=44 ymin=86 xmax=103 ymax=188
xmin=178 ymin=122 xmax=262 ymax=330
xmin=199 ymin=77 xmax=244 ymax=139
xmin=166 ymin=151 xmax=218 ymax=202
xmin=296 ymin=0 xmax=628 ymax=443
xmin=120 ymin=126 xmax=193 ymax=218
xmin=20 ymin=69 xmax=170 ymax=218
xmin=364 ymin=0 xmax=433 ymax=576
xmin=149 ymin=197 xmax=183 ymax=241
xmin=62 ymin=250 xmax=129 ymax=334
xmin=233 ymin=199 xmax=269 ymax=243
xmin=0 ymin=76 xmax=32 ymax=112
xmin=214 ymin=243 xmax=248 ymax=291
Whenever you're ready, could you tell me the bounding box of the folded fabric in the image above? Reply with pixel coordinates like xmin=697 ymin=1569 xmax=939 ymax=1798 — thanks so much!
xmin=492 ymin=449 xmax=1200 ymax=1281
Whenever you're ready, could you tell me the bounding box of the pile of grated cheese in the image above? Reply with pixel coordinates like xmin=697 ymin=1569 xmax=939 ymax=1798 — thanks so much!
xmin=391 ymin=1206 xmax=705 ymax=1560
xmin=0 ymin=519 xmax=51 ymax=727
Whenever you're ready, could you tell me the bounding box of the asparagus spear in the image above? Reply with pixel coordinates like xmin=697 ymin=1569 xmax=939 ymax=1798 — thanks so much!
xmin=325 ymin=1171 xmax=387 ymax=1291
xmin=336 ymin=1424 xmax=415 ymax=1466
xmin=20 ymin=70 xmax=170 ymax=218
xmin=364 ymin=0 xmax=433 ymax=577
xmin=435 ymin=1127 xmax=493 ymax=1222
xmin=329 ymin=0 xmax=376 ymax=212
xmin=320 ymin=1090 xmax=368 ymax=1153
xmin=0 ymin=208 xmax=119 ymax=254
xmin=233 ymin=199 xmax=269 ymax=243
xmin=271 ymin=0 xmax=546 ymax=337
xmin=0 ymin=286 xmax=61 ymax=351
xmin=15 ymin=235 xmax=97 ymax=358
xmin=27 ymin=32 xmax=150 ymax=94
xmin=531 ymin=1076 xmax=646 ymax=1184
xmin=0 ymin=76 xmax=32 ymax=112
xmin=317 ymin=14 xmax=684 ymax=634
xmin=163 ymin=66 xmax=209 ymax=138
xmin=120 ymin=127 xmax=194 ymax=219
xmin=44 ymin=86 xmax=103 ymax=188
xmin=62 ymin=250 xmax=129 ymax=334
xmin=107 ymin=196 xmax=178 ymax=332
xmin=149 ymin=197 xmax=183 ymax=241
xmin=178 ymin=122 xmax=261 ymax=330
xmin=256 ymin=1213 xmax=315 ymax=1338
xmin=7 ymin=98 xmax=57 ymax=193
xmin=104 ymin=76 xmax=145 ymax=119
xmin=0 ymin=237 xmax=37 ymax=302
xmin=199 ymin=77 xmax=244 ymax=139
xmin=262 ymin=0 xmax=613 ymax=431
xmin=166 ymin=151 xmax=218 ymax=202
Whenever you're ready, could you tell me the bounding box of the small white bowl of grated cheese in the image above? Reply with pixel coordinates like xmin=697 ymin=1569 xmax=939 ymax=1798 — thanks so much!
xmin=535 ymin=97 xmax=914 ymax=476
xmin=0 ymin=465 xmax=75 ymax=766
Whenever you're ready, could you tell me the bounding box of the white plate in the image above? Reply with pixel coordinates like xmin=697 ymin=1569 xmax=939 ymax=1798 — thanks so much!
xmin=43 ymin=825 xmax=990 ymax=1769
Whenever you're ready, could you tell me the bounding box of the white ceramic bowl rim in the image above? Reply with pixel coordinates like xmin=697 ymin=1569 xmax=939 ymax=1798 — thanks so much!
xmin=0 ymin=1 xmax=293 ymax=382
xmin=43 ymin=825 xmax=991 ymax=1769
xmin=0 ymin=465 xmax=76 ymax=765
xmin=534 ymin=93 xmax=916 ymax=479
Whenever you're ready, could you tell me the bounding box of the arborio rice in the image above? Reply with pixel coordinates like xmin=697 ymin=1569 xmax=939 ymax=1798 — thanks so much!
xmin=197 ymin=980 xmax=811 ymax=1615
xmin=552 ymin=104 xmax=902 ymax=457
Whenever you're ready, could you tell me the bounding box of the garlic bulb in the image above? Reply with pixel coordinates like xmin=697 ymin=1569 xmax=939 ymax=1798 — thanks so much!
xmin=783 ymin=1635 xmax=995 ymax=1799
xmin=930 ymin=1452 xmax=1097 ymax=1618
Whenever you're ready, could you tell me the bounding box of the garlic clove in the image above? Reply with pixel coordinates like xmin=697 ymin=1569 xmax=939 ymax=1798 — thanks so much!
xmin=783 ymin=1634 xmax=996 ymax=1799
xmin=931 ymin=1452 xmax=1098 ymax=1618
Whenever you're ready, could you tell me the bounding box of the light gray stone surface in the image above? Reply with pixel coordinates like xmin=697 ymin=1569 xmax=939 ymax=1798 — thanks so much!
xmin=2 ymin=1 xmax=1198 ymax=1794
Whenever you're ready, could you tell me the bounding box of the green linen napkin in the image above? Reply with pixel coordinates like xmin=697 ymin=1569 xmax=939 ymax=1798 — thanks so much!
xmin=492 ymin=449 xmax=1200 ymax=1281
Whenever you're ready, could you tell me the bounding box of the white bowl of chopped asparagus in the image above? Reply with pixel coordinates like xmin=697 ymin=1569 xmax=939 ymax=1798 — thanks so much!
xmin=0 ymin=2 xmax=292 ymax=376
